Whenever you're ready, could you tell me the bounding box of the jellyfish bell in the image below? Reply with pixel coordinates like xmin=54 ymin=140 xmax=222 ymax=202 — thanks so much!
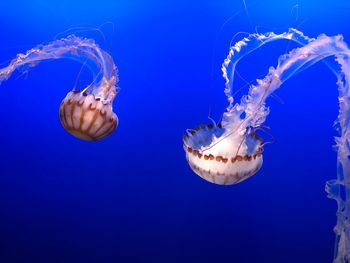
xmin=183 ymin=123 xmax=263 ymax=185
xmin=60 ymin=74 xmax=118 ymax=141
xmin=59 ymin=91 xmax=118 ymax=141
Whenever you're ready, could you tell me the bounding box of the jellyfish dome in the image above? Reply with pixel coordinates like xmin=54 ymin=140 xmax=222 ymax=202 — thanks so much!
xmin=0 ymin=35 xmax=119 ymax=141
xmin=59 ymin=88 xmax=117 ymax=141
xmin=184 ymin=124 xmax=263 ymax=185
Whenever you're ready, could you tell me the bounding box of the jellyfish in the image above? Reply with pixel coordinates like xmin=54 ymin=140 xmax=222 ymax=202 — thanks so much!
xmin=183 ymin=29 xmax=350 ymax=262
xmin=0 ymin=35 xmax=118 ymax=141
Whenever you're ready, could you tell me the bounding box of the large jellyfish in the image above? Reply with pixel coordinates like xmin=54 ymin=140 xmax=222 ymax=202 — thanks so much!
xmin=183 ymin=29 xmax=350 ymax=262
xmin=0 ymin=36 xmax=118 ymax=141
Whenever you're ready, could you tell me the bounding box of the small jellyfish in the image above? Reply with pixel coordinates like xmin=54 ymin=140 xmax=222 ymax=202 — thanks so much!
xmin=0 ymin=35 xmax=118 ymax=141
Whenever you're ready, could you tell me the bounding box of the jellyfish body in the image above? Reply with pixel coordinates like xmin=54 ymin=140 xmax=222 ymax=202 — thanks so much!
xmin=0 ymin=35 xmax=119 ymax=141
xmin=59 ymin=91 xmax=117 ymax=141
xmin=184 ymin=124 xmax=263 ymax=185
xmin=184 ymin=28 xmax=350 ymax=262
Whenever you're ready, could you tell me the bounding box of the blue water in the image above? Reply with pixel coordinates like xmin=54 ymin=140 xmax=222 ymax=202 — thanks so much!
xmin=0 ymin=0 xmax=349 ymax=262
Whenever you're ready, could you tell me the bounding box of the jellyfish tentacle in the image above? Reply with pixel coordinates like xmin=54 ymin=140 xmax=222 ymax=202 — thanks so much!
xmin=0 ymin=36 xmax=118 ymax=100
xmin=221 ymin=28 xmax=313 ymax=112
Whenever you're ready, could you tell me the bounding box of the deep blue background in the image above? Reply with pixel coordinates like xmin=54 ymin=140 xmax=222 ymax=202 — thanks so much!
xmin=0 ymin=0 xmax=349 ymax=262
